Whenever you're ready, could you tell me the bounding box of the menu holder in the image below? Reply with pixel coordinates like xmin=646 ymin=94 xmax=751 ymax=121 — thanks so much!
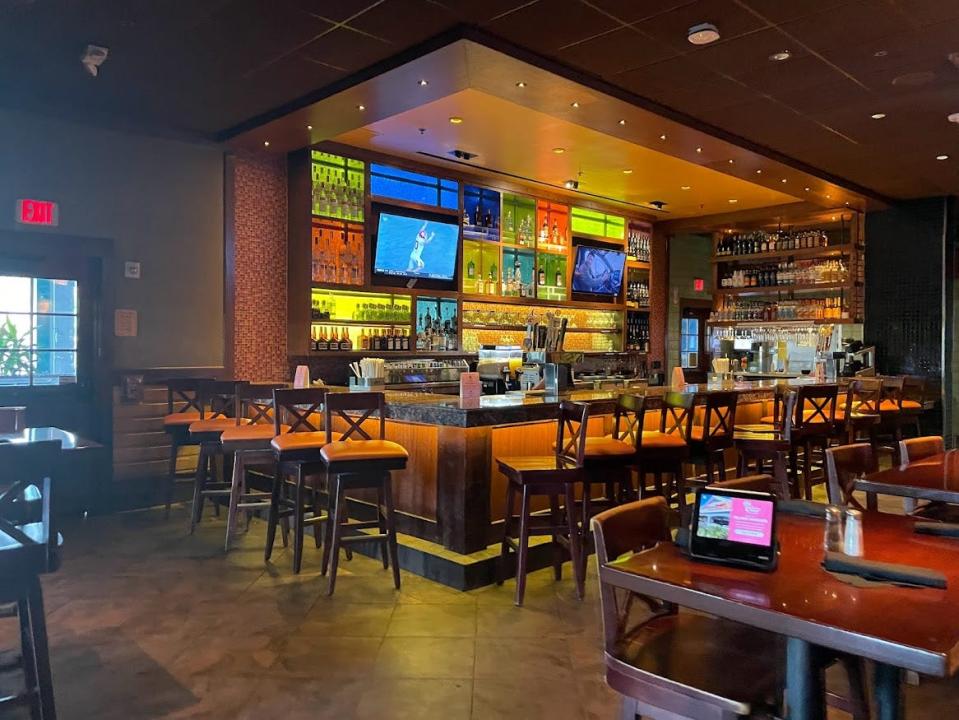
xmin=460 ymin=371 xmax=481 ymax=400
xmin=823 ymin=552 xmax=947 ymax=589
xmin=914 ymin=522 xmax=959 ymax=538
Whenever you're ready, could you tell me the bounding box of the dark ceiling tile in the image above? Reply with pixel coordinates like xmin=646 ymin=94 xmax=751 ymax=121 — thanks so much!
xmin=873 ymin=0 xmax=959 ymax=27
xmin=616 ymin=56 xmax=755 ymax=108
xmin=778 ymin=1 xmax=905 ymax=56
xmin=289 ymin=0 xmax=389 ymax=24
xmin=432 ymin=0 xmax=545 ymax=23
xmin=766 ymin=78 xmax=874 ymax=116
xmin=300 ymin=26 xmax=395 ymax=71
xmin=347 ymin=0 xmax=459 ymax=44
xmin=556 ymin=26 xmax=678 ymax=76
xmin=732 ymin=0 xmax=849 ymax=24
xmin=632 ymin=0 xmax=770 ymax=55
xmin=483 ymin=0 xmax=621 ymax=56
xmin=582 ymin=0 xmax=695 ymax=24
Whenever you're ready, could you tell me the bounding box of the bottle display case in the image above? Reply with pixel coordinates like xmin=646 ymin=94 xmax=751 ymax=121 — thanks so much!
xmin=501 ymin=193 xmax=536 ymax=248
xmin=415 ymin=297 xmax=459 ymax=351
xmin=535 ymin=251 xmax=567 ymax=302
xmin=462 ymin=185 xmax=501 ymax=242
xmin=310 ymin=289 xmax=412 ymax=353
xmin=535 ymin=200 xmax=569 ymax=253
xmin=462 ymin=240 xmax=501 ymax=296
xmin=312 ymin=219 xmax=364 ymax=285
xmin=501 ymin=246 xmax=536 ymax=298
xmin=460 ymin=301 xmax=622 ymax=352
xmin=311 ymin=151 xmax=365 ymax=222
xmin=570 ymin=206 xmax=625 ymax=241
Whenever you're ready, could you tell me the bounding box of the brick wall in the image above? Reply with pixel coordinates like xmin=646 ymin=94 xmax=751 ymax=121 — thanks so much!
xmin=231 ymin=149 xmax=288 ymax=381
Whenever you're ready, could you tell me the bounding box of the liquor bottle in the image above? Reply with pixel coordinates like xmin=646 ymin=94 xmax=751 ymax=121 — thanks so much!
xmin=540 ymin=219 xmax=549 ymax=242
xmin=552 ymin=221 xmax=560 ymax=245
xmin=467 ymin=258 xmax=475 ymax=279
xmin=415 ymin=328 xmax=425 ymax=351
xmin=360 ymin=329 xmax=370 ymax=351
xmin=402 ymin=329 xmax=410 ymax=351
xmin=329 ymin=327 xmax=340 ymax=351
xmin=484 ymin=208 xmax=492 ymax=228
xmin=462 ymin=208 xmax=469 ymax=226
xmin=310 ymin=326 xmax=319 ymax=352
xmin=538 ymin=266 xmax=546 ymax=286
xmin=315 ymin=327 xmax=328 ymax=352
xmin=555 ymin=268 xmax=564 ymax=287
xmin=488 ymin=264 xmax=498 ymax=295
xmin=340 ymin=328 xmax=353 ymax=351
xmin=473 ymin=203 xmax=482 ymax=227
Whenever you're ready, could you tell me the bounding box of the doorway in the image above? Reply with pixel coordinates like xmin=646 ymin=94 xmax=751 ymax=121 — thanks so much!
xmin=680 ymin=302 xmax=711 ymax=383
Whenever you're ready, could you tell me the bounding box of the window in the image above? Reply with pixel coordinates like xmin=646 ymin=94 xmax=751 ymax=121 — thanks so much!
xmin=370 ymin=163 xmax=458 ymax=210
xmin=0 ymin=275 xmax=78 ymax=386
xmin=681 ymin=316 xmax=699 ymax=369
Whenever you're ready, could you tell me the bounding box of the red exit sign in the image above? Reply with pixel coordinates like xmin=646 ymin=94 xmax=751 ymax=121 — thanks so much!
xmin=16 ymin=198 xmax=59 ymax=227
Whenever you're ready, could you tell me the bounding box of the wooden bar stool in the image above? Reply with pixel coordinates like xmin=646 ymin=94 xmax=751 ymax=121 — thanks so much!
xmin=687 ymin=391 xmax=738 ymax=485
xmin=220 ymin=383 xmax=288 ymax=551
xmin=320 ymin=392 xmax=408 ymax=596
xmin=188 ymin=380 xmax=249 ymax=533
xmin=735 ymin=391 xmax=797 ymax=498
xmin=266 ymin=388 xmax=328 ymax=574
xmin=838 ymin=378 xmax=882 ymax=447
xmin=900 ymin=375 xmax=927 ymax=437
xmin=872 ymin=376 xmax=905 ymax=463
xmin=161 ymin=377 xmax=210 ymax=517
xmin=497 ymin=400 xmax=590 ymax=606
xmin=580 ymin=392 xmax=646 ymax=514
xmin=711 ymin=473 xmax=790 ymax=500
xmin=635 ymin=392 xmax=693 ymax=511
xmin=789 ymin=384 xmax=839 ymax=500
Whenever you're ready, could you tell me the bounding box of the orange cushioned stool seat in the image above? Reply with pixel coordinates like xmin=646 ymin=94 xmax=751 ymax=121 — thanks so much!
xmin=641 ymin=430 xmax=687 ymax=449
xmin=190 ymin=417 xmax=249 ymax=436
xmin=583 ymin=436 xmax=635 ymax=457
xmin=320 ymin=439 xmax=408 ymax=467
xmin=163 ymin=411 xmax=202 ymax=427
xmin=221 ymin=423 xmax=289 ymax=449
xmin=270 ymin=431 xmax=328 ymax=460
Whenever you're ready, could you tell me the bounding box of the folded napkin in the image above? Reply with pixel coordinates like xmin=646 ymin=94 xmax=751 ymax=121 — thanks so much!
xmin=823 ymin=552 xmax=947 ymax=589
xmin=914 ymin=522 xmax=959 ymax=538
xmin=777 ymin=499 xmax=828 ymax=518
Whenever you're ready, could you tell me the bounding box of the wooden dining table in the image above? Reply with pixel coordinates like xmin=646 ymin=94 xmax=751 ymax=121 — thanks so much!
xmin=858 ymin=451 xmax=959 ymax=505
xmin=600 ymin=511 xmax=959 ymax=720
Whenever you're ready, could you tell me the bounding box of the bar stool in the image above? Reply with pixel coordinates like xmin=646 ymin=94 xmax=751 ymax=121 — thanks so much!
xmin=188 ymin=380 xmax=249 ymax=533
xmin=900 ymin=375 xmax=927 ymax=437
xmin=687 ymin=391 xmax=738 ymax=485
xmin=635 ymin=392 xmax=693 ymax=510
xmin=735 ymin=391 xmax=797 ymax=497
xmin=161 ymin=377 xmax=210 ymax=517
xmin=789 ymin=384 xmax=839 ymax=500
xmin=837 ymin=378 xmax=882 ymax=447
xmin=320 ymin=392 xmax=408 ymax=596
xmin=220 ymin=383 xmax=288 ymax=551
xmin=266 ymin=388 xmax=328 ymax=574
xmin=497 ymin=400 xmax=590 ymax=606
xmin=711 ymin=473 xmax=790 ymax=500
xmin=872 ymin=376 xmax=905 ymax=463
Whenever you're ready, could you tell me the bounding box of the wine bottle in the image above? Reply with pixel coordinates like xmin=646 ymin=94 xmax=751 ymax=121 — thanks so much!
xmin=484 ymin=208 xmax=492 ymax=228
xmin=340 ymin=327 xmax=352 ymax=351
xmin=467 ymin=258 xmax=475 ymax=279
xmin=538 ymin=267 xmax=546 ymax=286
xmin=315 ymin=327 xmax=328 ymax=352
xmin=555 ymin=269 xmax=563 ymax=286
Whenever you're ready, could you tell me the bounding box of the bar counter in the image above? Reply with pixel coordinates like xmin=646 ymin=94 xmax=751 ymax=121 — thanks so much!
xmin=345 ymin=379 xmax=817 ymax=558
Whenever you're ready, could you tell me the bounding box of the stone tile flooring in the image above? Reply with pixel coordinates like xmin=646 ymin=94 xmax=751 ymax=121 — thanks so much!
xmin=1 ymin=502 xmax=957 ymax=719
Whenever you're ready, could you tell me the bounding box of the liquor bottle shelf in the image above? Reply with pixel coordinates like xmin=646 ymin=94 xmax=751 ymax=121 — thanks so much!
xmin=707 ymin=319 xmax=850 ymax=328
xmin=461 ymin=323 xmax=620 ymax=333
xmin=626 ymin=259 xmax=651 ymax=270
xmin=715 ymin=281 xmax=854 ymax=297
xmin=711 ymin=245 xmax=852 ymax=264
xmin=311 ymin=318 xmax=411 ymax=326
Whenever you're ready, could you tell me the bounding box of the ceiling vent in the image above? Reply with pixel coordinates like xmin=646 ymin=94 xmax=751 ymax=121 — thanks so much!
xmin=448 ymin=149 xmax=478 ymax=161
xmin=649 ymin=200 xmax=668 ymax=210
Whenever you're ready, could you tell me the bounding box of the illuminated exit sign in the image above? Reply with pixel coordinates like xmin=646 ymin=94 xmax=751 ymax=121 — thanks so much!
xmin=16 ymin=198 xmax=59 ymax=227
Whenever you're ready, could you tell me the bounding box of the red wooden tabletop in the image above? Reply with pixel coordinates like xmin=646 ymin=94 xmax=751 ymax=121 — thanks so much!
xmin=602 ymin=512 xmax=959 ymax=676
xmin=858 ymin=451 xmax=959 ymax=502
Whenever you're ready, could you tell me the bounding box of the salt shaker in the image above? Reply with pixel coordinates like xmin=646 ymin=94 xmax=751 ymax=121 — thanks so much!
xmin=843 ymin=509 xmax=864 ymax=557
xmin=824 ymin=506 xmax=844 ymax=553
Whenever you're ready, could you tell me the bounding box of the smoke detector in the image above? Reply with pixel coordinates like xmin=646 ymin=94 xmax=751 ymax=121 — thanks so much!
xmin=687 ymin=23 xmax=720 ymax=46
xmin=81 ymin=45 xmax=109 ymax=77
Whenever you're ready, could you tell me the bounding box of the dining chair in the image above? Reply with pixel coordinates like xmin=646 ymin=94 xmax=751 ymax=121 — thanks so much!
xmin=790 ymin=384 xmax=839 ymax=500
xmin=687 ymin=391 xmax=738 ymax=485
xmin=497 ymin=400 xmax=590 ymax=606
xmin=161 ymin=377 xmax=211 ymax=517
xmin=0 ymin=440 xmax=62 ymax=720
xmin=825 ymin=443 xmax=878 ymax=510
xmin=837 ymin=378 xmax=883 ymax=447
xmin=635 ymin=392 xmax=694 ymax=510
xmin=899 ymin=435 xmax=944 ymax=465
xmin=711 ymin=473 xmax=789 ymax=501
xmin=735 ymin=391 xmax=797 ymax=498
xmin=899 ymin=376 xmax=927 ymax=437
xmin=592 ymin=496 xmax=784 ymax=719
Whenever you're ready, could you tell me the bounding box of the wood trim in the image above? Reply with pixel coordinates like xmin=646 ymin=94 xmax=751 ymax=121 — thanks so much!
xmin=223 ymin=153 xmax=237 ymax=378
xmin=287 ymin=148 xmax=313 ymax=356
xmin=111 ymin=366 xmax=227 ymax=384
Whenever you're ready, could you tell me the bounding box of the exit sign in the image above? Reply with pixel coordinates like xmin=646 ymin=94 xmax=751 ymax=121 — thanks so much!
xmin=16 ymin=198 xmax=59 ymax=227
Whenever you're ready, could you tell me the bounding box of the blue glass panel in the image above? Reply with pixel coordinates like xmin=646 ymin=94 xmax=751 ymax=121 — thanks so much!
xmin=440 ymin=189 xmax=458 ymax=210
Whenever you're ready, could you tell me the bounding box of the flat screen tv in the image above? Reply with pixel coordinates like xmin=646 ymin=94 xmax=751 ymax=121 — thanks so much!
xmin=372 ymin=211 xmax=459 ymax=281
xmin=571 ymin=245 xmax=626 ymax=296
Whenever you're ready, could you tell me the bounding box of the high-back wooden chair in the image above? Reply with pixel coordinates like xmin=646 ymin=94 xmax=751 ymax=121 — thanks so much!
xmin=735 ymin=391 xmax=797 ymax=498
xmin=839 ymin=378 xmax=883 ymax=446
xmin=790 ymin=384 xmax=839 ymax=500
xmin=161 ymin=377 xmax=211 ymax=517
xmin=711 ymin=473 xmax=789 ymax=501
xmin=825 ymin=443 xmax=878 ymax=510
xmin=688 ymin=391 xmax=738 ymax=485
xmin=496 ymin=400 xmax=590 ymax=605
xmin=635 ymin=392 xmax=694 ymax=509
xmin=900 ymin=376 xmax=927 ymax=436
xmin=899 ymin=435 xmax=944 ymax=465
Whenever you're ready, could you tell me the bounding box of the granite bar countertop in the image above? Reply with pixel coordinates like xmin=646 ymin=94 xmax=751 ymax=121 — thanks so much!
xmin=380 ymin=378 xmax=821 ymax=428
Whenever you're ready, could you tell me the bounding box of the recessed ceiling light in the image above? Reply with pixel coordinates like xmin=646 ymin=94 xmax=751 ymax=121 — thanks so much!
xmin=831 ymin=216 xmax=837 ymax=221
xmin=618 ymin=119 xmax=626 ymax=126
xmin=687 ymin=22 xmax=720 ymax=45
xmin=870 ymin=113 xmax=886 ymax=119
xmin=948 ymin=112 xmax=959 ymax=124
xmin=845 ymin=201 xmax=850 ymax=205
xmin=937 ymin=154 xmax=949 ymax=160
xmin=781 ymin=178 xmax=787 ymax=183
xmin=552 ymin=147 xmax=565 ymax=154
xmin=826 ymin=194 xmax=832 ymax=199
xmin=449 ymin=116 xmax=463 ymax=124
xmin=516 ymin=81 xmax=526 ymax=88
xmin=681 ymin=185 xmax=691 ymax=190
xmin=263 ymin=141 xmax=270 ymax=147
xmin=659 ymin=134 xmax=667 ymax=140
xmin=874 ymin=49 xmax=888 ymax=57
xmin=728 ymin=199 xmax=738 ymax=204
xmin=804 ymin=187 xmax=811 ymax=192
xmin=418 ymin=79 xmax=429 ymax=86
xmin=357 ymin=104 xmax=366 ymax=111
xmin=564 ymin=179 xmax=579 ymax=190
xmin=570 ymin=101 xmax=580 ymax=108
xmin=755 ymin=169 xmax=762 ymax=174
xmin=307 ymin=125 xmax=312 ymax=130
xmin=769 ymin=50 xmax=792 ymax=62
xmin=623 ymin=169 xmax=633 ymax=174
xmin=727 ymin=159 xmax=735 ymax=164
xmin=695 ymin=147 xmax=702 ymax=153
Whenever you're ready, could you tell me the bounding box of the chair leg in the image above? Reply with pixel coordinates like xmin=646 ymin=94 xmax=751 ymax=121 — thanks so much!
xmin=717 ymin=452 xmax=727 ymax=481
xmin=376 ymin=484 xmax=389 ymax=570
xmin=25 ymin=577 xmax=55 ymax=720
xmin=17 ymin=595 xmax=40 ymax=720
xmin=326 ymin=475 xmax=347 ymax=596
xmin=674 ymin=462 xmax=687 ymax=515
xmin=383 ymin=473 xmax=401 ymax=590
xmin=514 ymin=485 xmax=532 ymax=607
xmin=165 ymin=440 xmax=178 ymax=519
xmin=189 ymin=444 xmax=208 ymax=534
xmin=498 ymin=482 xmax=516 ymax=586
xmin=292 ymin=465 xmax=306 ymax=575
xmin=312 ymin=480 xmax=322 ymax=550
xmin=548 ymin=492 xmax=563 ymax=581
xmin=839 ymin=656 xmax=870 ymax=720
xmin=705 ymin=454 xmax=715 ymax=485
xmin=736 ymin=451 xmax=745 ymax=478
xmin=565 ymin=483 xmax=585 ymax=601
xmin=224 ymin=452 xmax=244 ymax=552
xmin=789 ymin=447 xmax=800 ymax=498
xmin=802 ymin=440 xmax=814 ymax=500
xmin=264 ymin=464 xmax=282 ymax=562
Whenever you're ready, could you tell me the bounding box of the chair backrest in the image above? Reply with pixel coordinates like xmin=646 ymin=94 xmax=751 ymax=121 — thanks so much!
xmin=611 ymin=393 xmax=647 ymax=449
xmin=273 ymin=388 xmax=327 ymax=435
xmin=591 ymin=496 xmax=671 ymax=651
xmin=201 ymin=380 xmax=248 ymax=420
xmin=779 ymin=390 xmax=798 ymax=443
xmin=825 ymin=443 xmax=878 ymax=509
xmin=711 ymin=473 xmax=788 ymax=501
xmin=880 ymin=376 xmax=904 ymax=410
xmin=659 ymin=391 xmax=695 ymax=441
xmin=902 ymin=376 xmax=926 ymax=406
xmin=794 ymin=383 xmax=838 ymax=430
xmin=765 ymin=382 xmax=791 ymax=428
xmin=0 ymin=406 xmax=26 ymax=433
xmin=900 ymin=435 xmax=944 ymax=465
xmin=555 ymin=400 xmax=591 ymax=467
xmin=696 ymin=391 xmax=738 ymax=445
xmin=165 ymin=378 xmax=210 ymax=416
xmin=844 ymin=377 xmax=883 ymax=416
xmin=325 ymin=392 xmax=386 ymax=443
xmin=235 ymin=383 xmax=287 ymax=427
xmin=0 ymin=440 xmax=61 ymax=574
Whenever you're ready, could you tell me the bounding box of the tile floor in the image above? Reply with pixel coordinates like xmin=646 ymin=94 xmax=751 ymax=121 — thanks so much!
xmin=1 ymin=501 xmax=957 ymax=719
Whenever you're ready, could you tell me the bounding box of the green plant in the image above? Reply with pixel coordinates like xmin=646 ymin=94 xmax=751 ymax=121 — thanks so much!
xmin=0 ymin=317 xmax=32 ymax=377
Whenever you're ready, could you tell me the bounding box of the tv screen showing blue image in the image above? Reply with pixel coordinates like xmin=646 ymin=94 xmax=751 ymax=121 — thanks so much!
xmin=571 ymin=246 xmax=626 ymax=295
xmin=373 ymin=212 xmax=459 ymax=281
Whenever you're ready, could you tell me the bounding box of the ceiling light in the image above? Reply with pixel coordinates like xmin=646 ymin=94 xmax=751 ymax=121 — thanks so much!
xmin=755 ymin=169 xmax=762 ymax=174
xmin=659 ymin=134 xmax=667 ymax=140
xmin=307 ymin=125 xmax=312 ymax=130
xmin=727 ymin=159 xmax=735 ymax=164
xmin=681 ymin=186 xmax=691 ymax=190
xmin=781 ymin=178 xmax=787 ymax=183
xmin=937 ymin=154 xmax=949 ymax=160
xmin=618 ymin=119 xmax=626 ymax=126
xmin=516 ymin=81 xmax=526 ymax=88
xmin=696 ymin=147 xmax=702 ymax=153
xmin=687 ymin=23 xmax=720 ymax=46
xmin=570 ymin=101 xmax=580 ymax=108
xmin=832 ymin=216 xmax=837 ymax=221
xmin=769 ymin=50 xmax=792 ymax=62
xmin=804 ymin=187 xmax=811 ymax=191
xmin=564 ymin=179 xmax=579 ymax=190
xmin=357 ymin=104 xmax=366 ymax=111
xmin=728 ymin=199 xmax=738 ymax=204
xmin=623 ymin=169 xmax=633 ymax=174
xmin=948 ymin=112 xmax=959 ymax=124
xmin=826 ymin=194 xmax=832 ymax=199
xmin=449 ymin=116 xmax=463 ymax=124
xmin=552 ymin=147 xmax=565 ymax=154
xmin=263 ymin=141 xmax=270 ymax=147
xmin=418 ymin=79 xmax=429 ymax=86
xmin=874 ymin=50 xmax=888 ymax=57
xmin=845 ymin=201 xmax=850 ymax=205
xmin=870 ymin=113 xmax=886 ymax=119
